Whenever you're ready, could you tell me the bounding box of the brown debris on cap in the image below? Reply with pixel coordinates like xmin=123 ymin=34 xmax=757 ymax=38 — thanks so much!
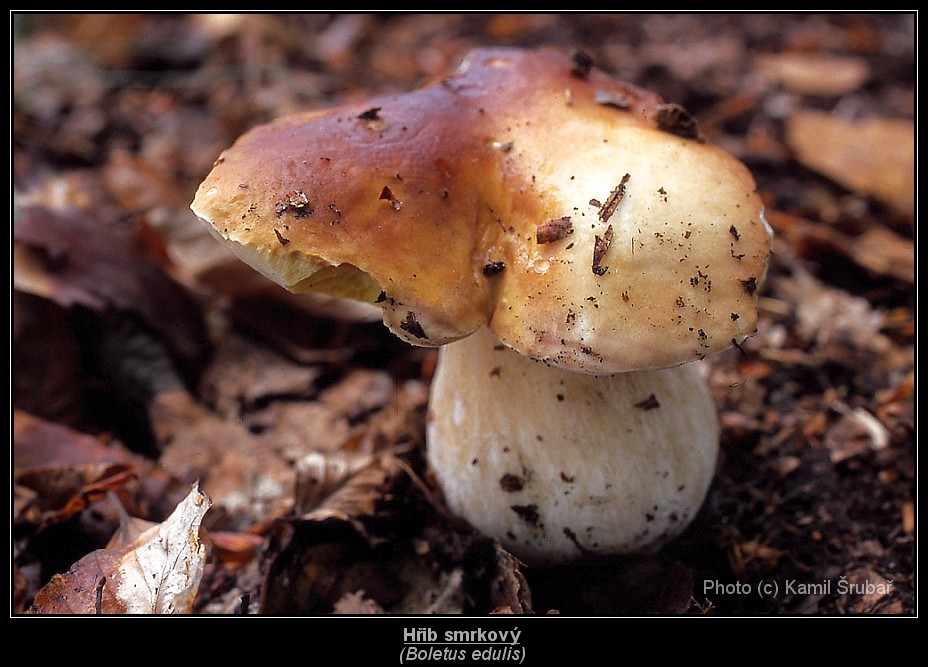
xmin=192 ymin=46 xmax=772 ymax=373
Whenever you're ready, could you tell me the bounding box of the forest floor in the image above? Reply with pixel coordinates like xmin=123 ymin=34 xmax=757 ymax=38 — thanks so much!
xmin=13 ymin=13 xmax=915 ymax=616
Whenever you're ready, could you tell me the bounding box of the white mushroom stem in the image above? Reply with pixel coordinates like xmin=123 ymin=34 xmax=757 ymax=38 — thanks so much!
xmin=426 ymin=327 xmax=720 ymax=565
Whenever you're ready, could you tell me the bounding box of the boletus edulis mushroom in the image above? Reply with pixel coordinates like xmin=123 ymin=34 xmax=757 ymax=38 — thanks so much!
xmin=191 ymin=47 xmax=773 ymax=565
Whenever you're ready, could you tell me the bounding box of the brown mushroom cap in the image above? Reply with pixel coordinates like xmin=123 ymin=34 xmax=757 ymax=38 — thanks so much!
xmin=192 ymin=46 xmax=771 ymax=373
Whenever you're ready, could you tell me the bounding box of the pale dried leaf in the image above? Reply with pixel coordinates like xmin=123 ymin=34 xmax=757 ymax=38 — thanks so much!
xmin=332 ymin=590 xmax=386 ymax=614
xmin=825 ymin=405 xmax=891 ymax=464
xmin=114 ymin=483 xmax=211 ymax=614
xmin=755 ymin=52 xmax=869 ymax=95
xmin=29 ymin=484 xmax=210 ymax=614
xmin=780 ymin=269 xmax=892 ymax=356
xmin=786 ymin=110 xmax=914 ymax=217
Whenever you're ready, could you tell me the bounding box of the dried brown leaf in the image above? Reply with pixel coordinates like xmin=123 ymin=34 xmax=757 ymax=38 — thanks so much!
xmin=13 ymin=410 xmax=147 ymax=523
xmin=848 ymin=227 xmax=915 ymax=284
xmin=30 ymin=549 xmax=124 ymax=614
xmin=102 ymin=149 xmax=187 ymax=214
xmin=765 ymin=209 xmax=914 ymax=284
xmin=755 ymin=52 xmax=870 ymax=96
xmin=12 ymin=292 xmax=83 ymax=424
xmin=290 ymin=380 xmax=427 ymax=539
xmin=13 ymin=202 xmax=209 ymax=365
xmin=13 ymin=409 xmax=135 ymax=473
xmin=294 ymin=450 xmax=380 ymax=516
xmin=198 ymin=334 xmax=322 ymax=417
xmin=208 ymin=531 xmax=265 ymax=566
xmin=295 ymin=451 xmax=397 ymax=531
xmin=786 ymin=110 xmax=914 ymax=217
xmin=318 ymin=369 xmax=396 ymax=422
xmin=154 ymin=339 xmax=413 ymax=531
xmin=151 ymin=390 xmax=294 ymax=529
xmin=30 ymin=484 xmax=211 ymax=615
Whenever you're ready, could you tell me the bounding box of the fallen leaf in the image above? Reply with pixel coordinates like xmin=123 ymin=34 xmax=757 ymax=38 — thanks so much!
xmin=824 ymin=407 xmax=890 ymax=464
xmin=111 ymin=483 xmax=212 ymax=614
xmin=729 ymin=540 xmax=787 ymax=578
xmin=786 ymin=110 xmax=915 ymax=217
xmin=30 ymin=551 xmax=122 ymax=614
xmin=764 ymin=209 xmax=914 ymax=284
xmin=198 ymin=333 xmax=322 ymax=418
xmin=848 ymin=227 xmax=915 ymax=284
xmin=12 ymin=292 xmax=84 ymax=424
xmin=41 ymin=466 xmax=138 ymax=530
xmin=332 ymin=590 xmax=386 ymax=614
xmin=294 ymin=451 xmax=398 ymax=540
xmin=13 ymin=202 xmax=210 ymax=367
xmin=779 ymin=268 xmax=892 ymax=357
xmin=208 ymin=531 xmax=266 ymax=567
xmin=150 ymin=390 xmax=294 ymax=529
xmin=902 ymin=502 xmax=914 ymax=534
xmin=319 ymin=368 xmax=398 ymax=423
xmin=13 ymin=410 xmax=148 ymax=523
xmin=13 ymin=409 xmax=134 ymax=473
xmin=294 ymin=450 xmax=382 ymax=516
xmin=755 ymin=52 xmax=870 ymax=95
xmin=291 ymin=377 xmax=427 ymax=530
xmin=30 ymin=484 xmax=211 ymax=614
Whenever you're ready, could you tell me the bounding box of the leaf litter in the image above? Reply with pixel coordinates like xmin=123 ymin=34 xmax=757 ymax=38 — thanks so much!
xmin=12 ymin=13 xmax=914 ymax=616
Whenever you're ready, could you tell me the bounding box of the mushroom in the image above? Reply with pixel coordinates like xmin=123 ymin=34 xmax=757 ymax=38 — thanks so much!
xmin=191 ymin=47 xmax=772 ymax=564
xmin=427 ymin=327 xmax=721 ymax=563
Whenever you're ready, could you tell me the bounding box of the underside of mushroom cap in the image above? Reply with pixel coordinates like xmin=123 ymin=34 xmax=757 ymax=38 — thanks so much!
xmin=192 ymin=46 xmax=772 ymax=373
